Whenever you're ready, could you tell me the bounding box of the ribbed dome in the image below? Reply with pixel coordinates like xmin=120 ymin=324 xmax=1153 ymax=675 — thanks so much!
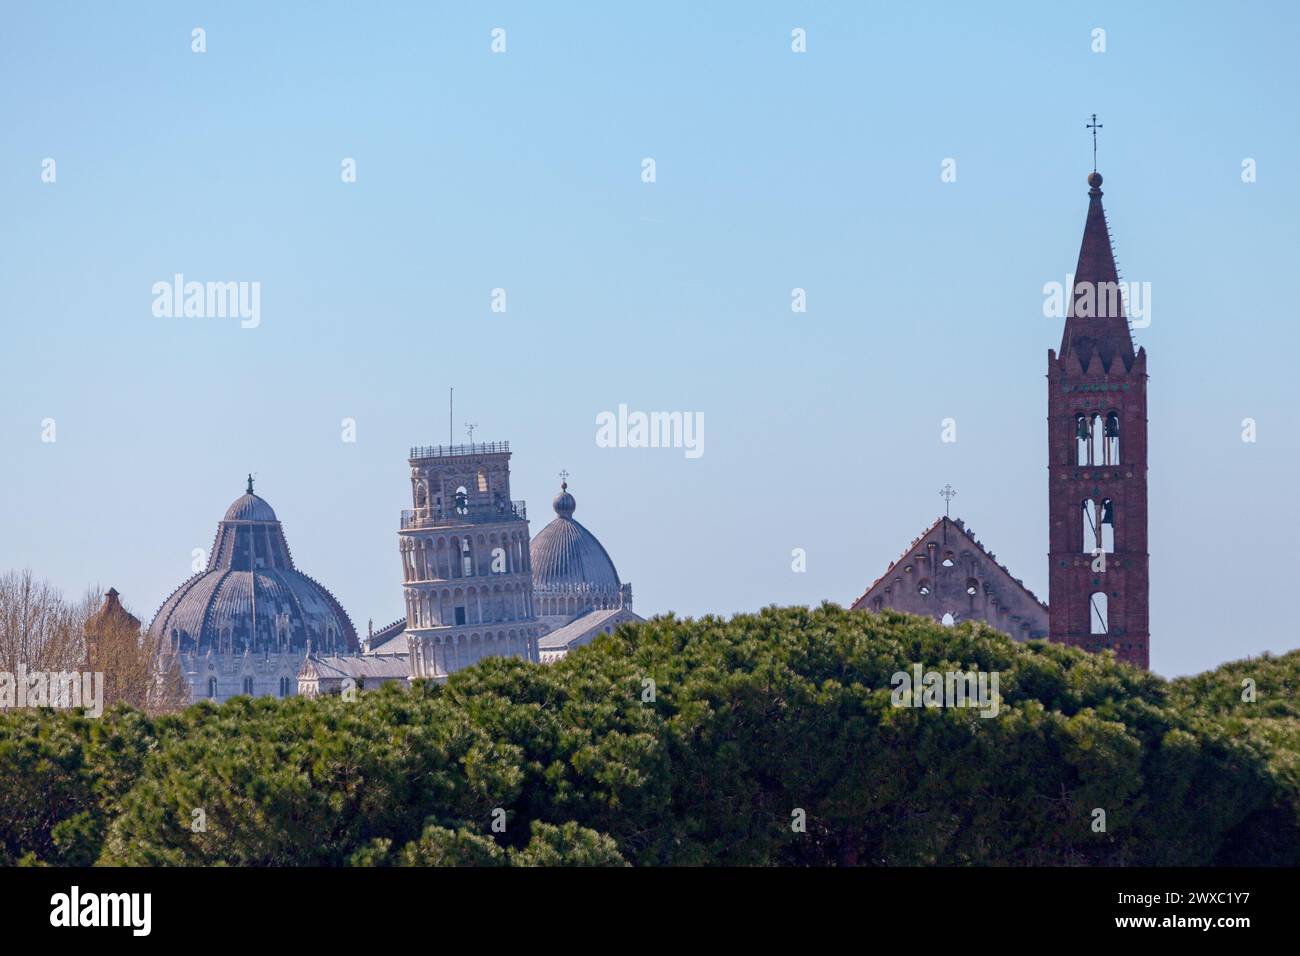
xmin=530 ymin=484 xmax=621 ymax=592
xmin=224 ymin=493 xmax=277 ymax=522
xmin=223 ymin=475 xmax=278 ymax=522
xmin=148 ymin=568 xmax=356 ymax=656
xmin=147 ymin=479 xmax=357 ymax=656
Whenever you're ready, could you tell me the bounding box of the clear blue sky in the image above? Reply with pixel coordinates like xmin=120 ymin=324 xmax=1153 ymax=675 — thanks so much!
xmin=2 ymin=2 xmax=1297 ymax=676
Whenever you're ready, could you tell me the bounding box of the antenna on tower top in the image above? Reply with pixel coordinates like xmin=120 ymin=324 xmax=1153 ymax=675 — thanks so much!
xmin=449 ymin=387 xmax=454 ymax=446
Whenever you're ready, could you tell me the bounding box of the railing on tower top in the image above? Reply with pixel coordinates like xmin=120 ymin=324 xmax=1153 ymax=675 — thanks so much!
xmin=401 ymin=499 xmax=527 ymax=529
xmin=409 ymin=441 xmax=510 ymax=460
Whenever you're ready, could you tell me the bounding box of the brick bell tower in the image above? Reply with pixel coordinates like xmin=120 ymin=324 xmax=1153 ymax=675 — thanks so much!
xmin=1047 ymin=169 xmax=1150 ymax=669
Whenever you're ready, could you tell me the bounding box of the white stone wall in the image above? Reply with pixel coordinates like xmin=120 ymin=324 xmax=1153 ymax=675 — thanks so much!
xmin=181 ymin=650 xmax=306 ymax=704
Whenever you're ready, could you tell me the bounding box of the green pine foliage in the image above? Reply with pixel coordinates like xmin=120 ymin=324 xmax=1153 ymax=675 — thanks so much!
xmin=1 ymin=605 xmax=1296 ymax=866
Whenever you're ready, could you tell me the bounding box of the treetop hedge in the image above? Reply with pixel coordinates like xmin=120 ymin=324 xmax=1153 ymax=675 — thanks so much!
xmin=2 ymin=605 xmax=1296 ymax=866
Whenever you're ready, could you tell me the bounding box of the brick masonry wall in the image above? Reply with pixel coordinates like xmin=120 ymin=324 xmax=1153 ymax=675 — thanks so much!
xmin=1047 ymin=348 xmax=1150 ymax=669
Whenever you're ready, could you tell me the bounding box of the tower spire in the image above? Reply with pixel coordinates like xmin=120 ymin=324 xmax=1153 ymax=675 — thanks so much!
xmin=1058 ymin=169 xmax=1135 ymax=373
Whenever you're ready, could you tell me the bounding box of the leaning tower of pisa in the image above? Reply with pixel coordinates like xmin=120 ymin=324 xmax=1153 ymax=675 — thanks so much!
xmin=398 ymin=441 xmax=540 ymax=679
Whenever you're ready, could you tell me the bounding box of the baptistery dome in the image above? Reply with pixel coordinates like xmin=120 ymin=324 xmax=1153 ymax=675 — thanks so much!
xmin=148 ymin=477 xmax=358 ymax=658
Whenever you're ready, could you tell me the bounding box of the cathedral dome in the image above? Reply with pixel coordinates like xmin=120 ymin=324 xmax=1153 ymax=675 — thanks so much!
xmin=530 ymin=483 xmax=622 ymax=593
xmin=147 ymin=479 xmax=357 ymax=657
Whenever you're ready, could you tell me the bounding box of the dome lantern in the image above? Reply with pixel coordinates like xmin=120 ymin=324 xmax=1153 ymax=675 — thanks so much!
xmin=553 ymin=480 xmax=576 ymax=519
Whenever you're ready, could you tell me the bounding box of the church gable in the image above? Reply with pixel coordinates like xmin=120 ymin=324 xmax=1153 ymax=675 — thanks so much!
xmin=851 ymin=517 xmax=1049 ymax=641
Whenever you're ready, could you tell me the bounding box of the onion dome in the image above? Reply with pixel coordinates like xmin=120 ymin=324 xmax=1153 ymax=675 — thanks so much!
xmin=147 ymin=477 xmax=358 ymax=656
xmin=530 ymin=481 xmax=622 ymax=593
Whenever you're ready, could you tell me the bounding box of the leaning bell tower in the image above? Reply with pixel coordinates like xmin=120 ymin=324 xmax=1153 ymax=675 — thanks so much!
xmin=398 ymin=441 xmax=540 ymax=678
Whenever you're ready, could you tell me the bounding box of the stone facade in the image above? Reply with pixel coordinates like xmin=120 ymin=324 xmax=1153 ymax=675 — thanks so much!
xmin=535 ymin=582 xmax=634 ymax=634
xmin=399 ymin=442 xmax=540 ymax=679
xmin=852 ymin=517 xmax=1049 ymax=640
xmin=1047 ymin=172 xmax=1150 ymax=669
xmin=188 ymin=650 xmax=304 ymax=701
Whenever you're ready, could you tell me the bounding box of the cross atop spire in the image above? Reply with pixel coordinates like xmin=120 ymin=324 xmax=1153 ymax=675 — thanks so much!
xmin=940 ymin=484 xmax=957 ymax=518
xmin=559 ymin=468 xmax=570 ymax=491
xmin=1086 ymin=113 xmax=1103 ymax=172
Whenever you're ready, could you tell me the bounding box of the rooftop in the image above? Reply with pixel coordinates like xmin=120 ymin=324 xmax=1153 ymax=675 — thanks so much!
xmin=537 ymin=607 xmax=632 ymax=650
xmin=302 ymin=653 xmax=411 ymax=681
xmin=409 ymin=441 xmax=510 ymax=461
